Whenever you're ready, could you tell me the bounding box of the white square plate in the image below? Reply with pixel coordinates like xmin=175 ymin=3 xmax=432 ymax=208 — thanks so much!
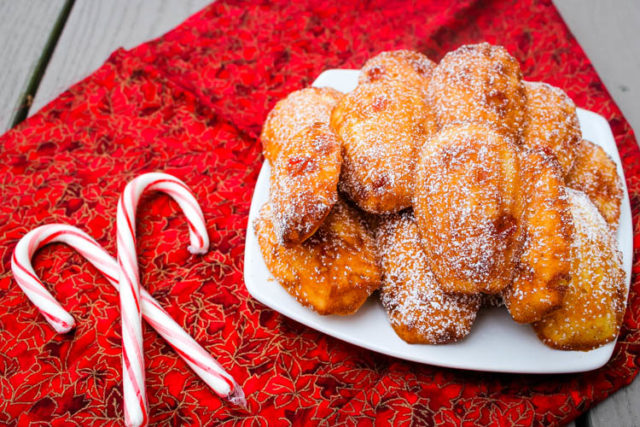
xmin=243 ymin=69 xmax=633 ymax=373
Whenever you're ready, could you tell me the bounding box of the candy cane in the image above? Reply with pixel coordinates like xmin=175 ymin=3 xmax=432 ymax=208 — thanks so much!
xmin=117 ymin=172 xmax=227 ymax=426
xmin=11 ymin=224 xmax=246 ymax=421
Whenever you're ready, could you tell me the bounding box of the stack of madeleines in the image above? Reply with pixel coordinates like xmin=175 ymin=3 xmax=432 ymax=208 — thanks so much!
xmin=255 ymin=43 xmax=626 ymax=351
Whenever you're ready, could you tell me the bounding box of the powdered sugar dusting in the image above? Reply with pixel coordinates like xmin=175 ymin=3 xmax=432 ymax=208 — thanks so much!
xmin=255 ymin=199 xmax=381 ymax=315
xmin=503 ymin=148 xmax=573 ymax=324
xmin=414 ymin=123 xmax=521 ymax=294
xmin=522 ymin=81 xmax=580 ymax=175
xmin=261 ymin=87 xmax=343 ymax=163
xmin=332 ymin=79 xmax=436 ymax=213
xmin=255 ymin=45 xmax=627 ymax=351
xmin=566 ymin=139 xmax=623 ymax=230
xmin=533 ymin=188 xmax=626 ymax=350
xmin=377 ymin=212 xmax=480 ymax=344
xmin=270 ymin=122 xmax=341 ymax=244
xmin=427 ymin=43 xmax=526 ymax=142
xmin=360 ymin=49 xmax=436 ymax=100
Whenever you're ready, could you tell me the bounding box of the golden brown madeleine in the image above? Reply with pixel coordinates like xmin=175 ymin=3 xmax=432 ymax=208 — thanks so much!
xmin=377 ymin=212 xmax=481 ymax=344
xmin=255 ymin=199 xmax=381 ymax=315
xmin=522 ymin=81 xmax=581 ymax=176
xmin=414 ymin=123 xmax=522 ymax=294
xmin=533 ymin=189 xmax=626 ymax=351
xmin=503 ymin=148 xmax=573 ymax=323
xmin=260 ymin=87 xmax=343 ymax=163
xmin=566 ymin=139 xmax=623 ymax=230
xmin=270 ymin=123 xmax=342 ymax=245
xmin=331 ymin=79 xmax=436 ymax=214
xmin=427 ymin=42 xmax=526 ymax=141
xmin=359 ymin=49 xmax=436 ymax=98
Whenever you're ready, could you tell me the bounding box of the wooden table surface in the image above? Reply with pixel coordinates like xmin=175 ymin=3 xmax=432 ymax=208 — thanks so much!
xmin=1 ymin=1 xmax=638 ymax=426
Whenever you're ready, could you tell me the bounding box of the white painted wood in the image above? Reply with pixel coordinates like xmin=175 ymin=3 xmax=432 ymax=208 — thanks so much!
xmin=0 ymin=0 xmax=67 ymax=132
xmin=30 ymin=0 xmax=212 ymax=114
xmin=554 ymin=0 xmax=640 ymax=137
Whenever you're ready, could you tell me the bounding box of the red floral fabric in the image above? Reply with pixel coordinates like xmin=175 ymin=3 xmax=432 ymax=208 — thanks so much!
xmin=0 ymin=0 xmax=638 ymax=425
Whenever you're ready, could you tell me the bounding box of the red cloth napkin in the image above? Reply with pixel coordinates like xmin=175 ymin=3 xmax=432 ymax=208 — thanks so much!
xmin=1 ymin=0 xmax=638 ymax=425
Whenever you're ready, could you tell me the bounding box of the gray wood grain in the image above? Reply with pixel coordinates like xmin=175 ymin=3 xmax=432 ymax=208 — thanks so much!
xmin=554 ymin=0 xmax=640 ymax=137
xmin=0 ymin=0 xmax=67 ymax=132
xmin=588 ymin=379 xmax=640 ymax=427
xmin=30 ymin=0 xmax=212 ymax=115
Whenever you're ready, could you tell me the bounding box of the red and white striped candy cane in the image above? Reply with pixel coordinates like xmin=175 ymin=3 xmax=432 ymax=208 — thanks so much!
xmin=12 ymin=224 xmax=115 ymax=334
xmin=117 ymin=172 xmax=218 ymax=426
xmin=11 ymin=224 xmax=246 ymax=423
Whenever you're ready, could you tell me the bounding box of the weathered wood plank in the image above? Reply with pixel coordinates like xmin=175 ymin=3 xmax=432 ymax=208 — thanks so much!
xmin=0 ymin=0 xmax=68 ymax=132
xmin=30 ymin=0 xmax=212 ymax=114
xmin=554 ymin=0 xmax=640 ymax=136
xmin=588 ymin=380 xmax=640 ymax=427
